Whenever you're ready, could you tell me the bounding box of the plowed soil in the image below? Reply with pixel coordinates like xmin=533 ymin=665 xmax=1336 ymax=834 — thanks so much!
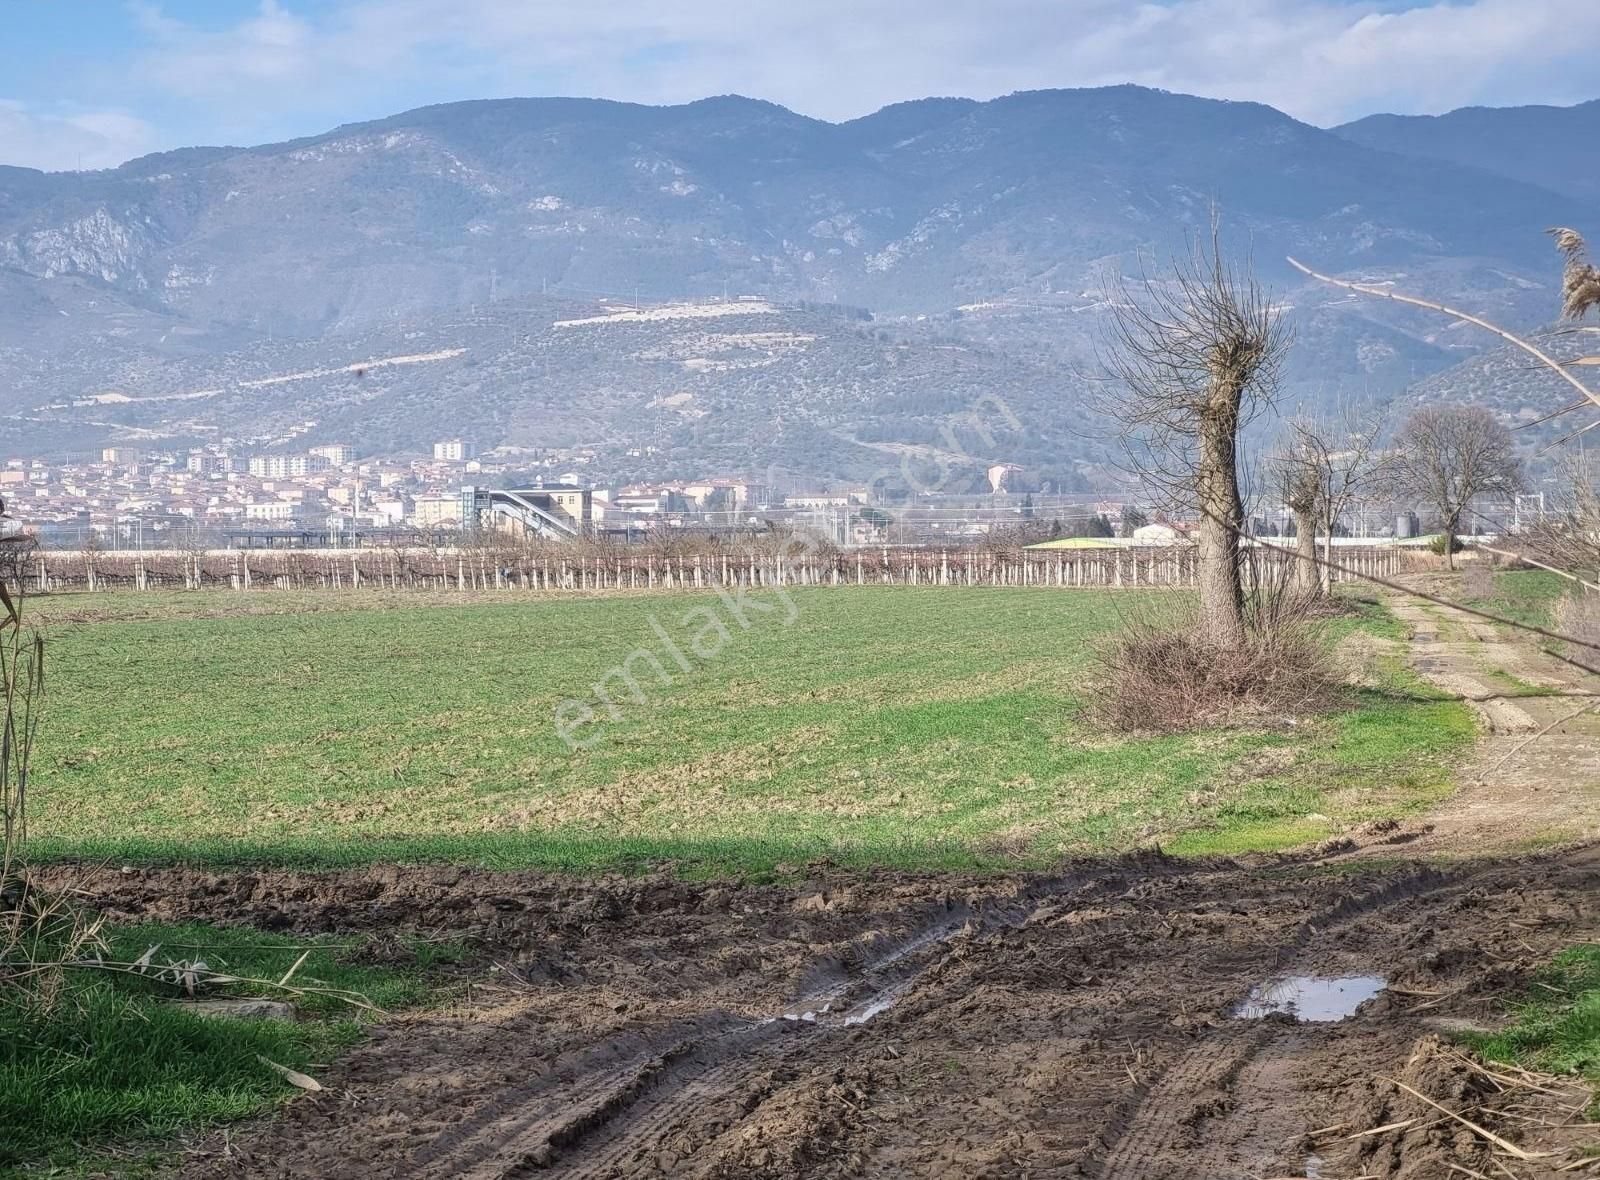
xmin=52 ymin=843 xmax=1600 ymax=1180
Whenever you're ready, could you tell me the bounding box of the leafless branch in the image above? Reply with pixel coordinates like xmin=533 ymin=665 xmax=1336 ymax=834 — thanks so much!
xmin=1099 ymin=221 xmax=1289 ymax=646
xmin=1286 ymin=256 xmax=1600 ymax=417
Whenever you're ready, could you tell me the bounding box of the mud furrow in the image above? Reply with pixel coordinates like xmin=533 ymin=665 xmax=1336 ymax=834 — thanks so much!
xmin=1098 ymin=1025 xmax=1278 ymax=1180
xmin=408 ymin=1015 xmax=744 ymax=1174
xmin=425 ymin=1019 xmax=829 ymax=1179
xmin=154 ymin=849 xmax=1599 ymax=1180
xmin=454 ymin=861 xmax=1473 ymax=1178
xmin=1088 ymin=863 xmax=1476 ymax=1179
xmin=412 ymin=871 xmax=1130 ymax=1176
xmin=540 ymin=1032 xmax=812 ymax=1179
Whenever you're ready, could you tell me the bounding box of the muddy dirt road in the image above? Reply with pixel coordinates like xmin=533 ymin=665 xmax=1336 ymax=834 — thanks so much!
xmin=1390 ymin=593 xmax=1600 ymax=851
xmin=60 ymin=845 xmax=1599 ymax=1180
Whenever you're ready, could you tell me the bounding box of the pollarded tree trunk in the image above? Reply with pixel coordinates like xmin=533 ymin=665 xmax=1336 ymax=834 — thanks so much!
xmin=1196 ymin=377 xmax=1247 ymax=649
xmin=1297 ymin=508 xmax=1320 ymax=596
xmin=1285 ymin=484 xmax=1320 ymax=600
xmin=1322 ymin=509 xmax=1336 ymax=594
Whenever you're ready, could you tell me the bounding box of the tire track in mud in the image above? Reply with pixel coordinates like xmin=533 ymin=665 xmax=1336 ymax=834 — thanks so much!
xmin=146 ymin=849 xmax=1598 ymax=1180
xmin=422 ymin=860 xmax=1465 ymax=1178
xmin=437 ymin=1020 xmax=812 ymax=1180
xmin=407 ymin=1014 xmax=764 ymax=1177
xmin=408 ymin=857 xmax=1199 ymax=1177
xmin=1086 ymin=865 xmax=1476 ymax=1180
xmin=536 ymin=1031 xmax=811 ymax=1180
xmin=1097 ymin=1024 xmax=1283 ymax=1180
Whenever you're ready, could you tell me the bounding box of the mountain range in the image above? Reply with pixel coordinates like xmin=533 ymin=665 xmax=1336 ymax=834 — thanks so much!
xmin=1335 ymin=99 xmax=1600 ymax=204
xmin=1 ymin=85 xmax=1595 ymax=484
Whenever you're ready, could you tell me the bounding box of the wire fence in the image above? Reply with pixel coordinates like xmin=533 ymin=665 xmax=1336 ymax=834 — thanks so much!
xmin=11 ymin=543 xmax=1411 ymax=595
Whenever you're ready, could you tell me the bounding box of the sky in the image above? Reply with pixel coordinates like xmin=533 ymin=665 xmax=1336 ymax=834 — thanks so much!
xmin=3 ymin=0 xmax=1599 ymax=172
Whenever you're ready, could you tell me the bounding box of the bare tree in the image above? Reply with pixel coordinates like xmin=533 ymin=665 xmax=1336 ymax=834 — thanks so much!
xmin=1101 ymin=226 xmax=1289 ymax=647
xmin=1387 ymin=406 xmax=1526 ymax=569
xmin=1274 ymin=403 xmax=1388 ymax=597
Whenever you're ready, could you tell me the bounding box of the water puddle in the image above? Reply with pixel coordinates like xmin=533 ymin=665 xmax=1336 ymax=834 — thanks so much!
xmin=774 ymin=985 xmax=904 ymax=1029
xmin=1232 ymin=974 xmax=1386 ymax=1022
xmin=843 ymin=996 xmax=896 ymax=1026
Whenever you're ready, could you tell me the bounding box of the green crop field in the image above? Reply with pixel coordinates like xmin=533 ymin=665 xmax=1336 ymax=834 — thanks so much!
xmin=24 ymin=586 xmax=1473 ymax=876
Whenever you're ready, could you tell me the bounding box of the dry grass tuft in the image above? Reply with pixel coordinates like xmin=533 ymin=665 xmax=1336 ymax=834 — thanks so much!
xmin=1089 ymin=605 xmax=1341 ymax=734
xmin=1549 ymin=227 xmax=1600 ymax=322
xmin=0 ymin=583 xmax=95 ymax=1012
xmin=1461 ymin=560 xmax=1496 ymax=602
xmin=1552 ymin=591 xmax=1600 ymax=653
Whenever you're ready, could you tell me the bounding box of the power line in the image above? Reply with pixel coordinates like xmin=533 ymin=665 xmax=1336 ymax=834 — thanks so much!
xmin=1205 ymin=502 xmax=1600 ymax=659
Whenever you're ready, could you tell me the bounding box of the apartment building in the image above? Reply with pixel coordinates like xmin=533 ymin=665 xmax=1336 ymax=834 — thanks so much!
xmin=248 ymin=454 xmax=332 ymax=479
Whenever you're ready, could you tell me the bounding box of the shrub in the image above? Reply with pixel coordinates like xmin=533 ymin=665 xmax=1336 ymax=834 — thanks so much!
xmin=1090 ymin=608 xmax=1339 ymax=733
xmin=1427 ymin=534 xmax=1465 ymax=556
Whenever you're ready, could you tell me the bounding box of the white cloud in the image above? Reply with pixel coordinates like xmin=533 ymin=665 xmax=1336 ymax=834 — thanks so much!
xmin=88 ymin=0 xmax=1600 ymax=161
xmin=133 ymin=0 xmax=320 ymax=98
xmin=0 ymin=102 xmax=157 ymax=172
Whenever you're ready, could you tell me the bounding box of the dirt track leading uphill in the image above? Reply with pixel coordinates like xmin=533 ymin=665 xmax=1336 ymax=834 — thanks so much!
xmin=51 ymin=846 xmax=1599 ymax=1180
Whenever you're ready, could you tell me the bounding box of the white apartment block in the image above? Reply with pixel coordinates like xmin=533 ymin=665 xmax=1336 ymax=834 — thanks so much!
xmin=412 ymin=494 xmax=465 ymax=527
xmin=244 ymin=501 xmax=297 ymax=521
xmin=248 ymin=454 xmax=332 ymax=479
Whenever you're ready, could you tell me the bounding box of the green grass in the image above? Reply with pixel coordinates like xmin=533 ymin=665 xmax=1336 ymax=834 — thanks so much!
xmin=1474 ymin=664 xmax=1560 ymax=699
xmin=1462 ymin=569 xmax=1572 ymax=632
xmin=1469 ymin=946 xmax=1600 ymax=1115
xmin=23 ymin=586 xmax=1474 ymax=875
xmin=0 ymin=920 xmax=463 ymax=1174
xmin=1164 ymin=643 xmax=1472 ymax=855
xmin=1335 ymin=591 xmax=1411 ymax=644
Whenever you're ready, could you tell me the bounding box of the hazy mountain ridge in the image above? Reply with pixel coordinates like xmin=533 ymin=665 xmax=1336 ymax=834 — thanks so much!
xmin=1336 ymin=99 xmax=1600 ymax=203
xmin=1 ymin=85 xmax=1596 ymax=474
xmin=1396 ymin=324 xmax=1600 ymax=447
xmin=3 ymin=86 xmax=1588 ymax=329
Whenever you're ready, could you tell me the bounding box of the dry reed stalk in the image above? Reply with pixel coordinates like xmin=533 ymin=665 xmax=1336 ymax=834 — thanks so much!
xmin=1552 ymin=229 xmax=1600 ymax=323
xmin=0 ymin=581 xmax=74 ymax=1010
xmin=1555 ymin=1156 xmax=1600 ymax=1172
xmin=1381 ymin=1076 xmax=1555 ymax=1161
xmin=64 ymin=956 xmax=385 ymax=1014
